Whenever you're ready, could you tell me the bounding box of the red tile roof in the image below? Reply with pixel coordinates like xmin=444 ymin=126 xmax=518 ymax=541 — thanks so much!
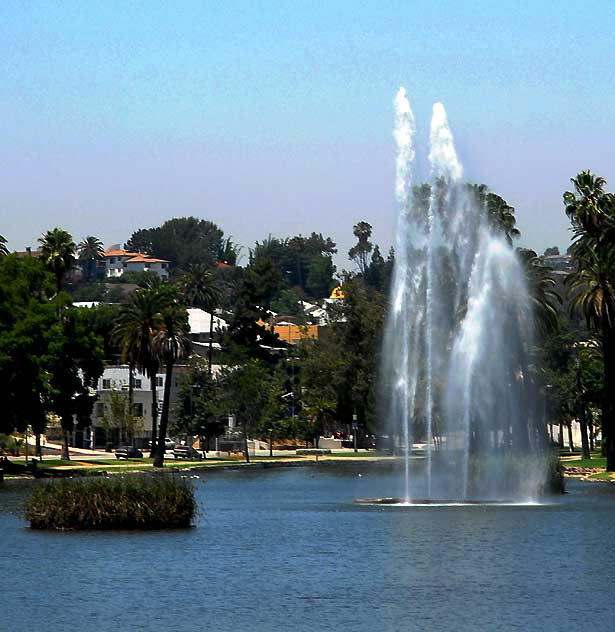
xmin=125 ymin=255 xmax=169 ymax=263
xmin=104 ymin=249 xmax=140 ymax=257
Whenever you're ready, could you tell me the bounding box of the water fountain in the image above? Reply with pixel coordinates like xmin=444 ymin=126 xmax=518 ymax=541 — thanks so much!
xmin=377 ymin=88 xmax=548 ymax=504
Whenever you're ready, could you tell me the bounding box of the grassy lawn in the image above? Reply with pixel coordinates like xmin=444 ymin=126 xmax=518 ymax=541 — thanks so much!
xmin=563 ymin=457 xmax=606 ymax=469
xmin=589 ymin=472 xmax=615 ymax=480
xmin=321 ymin=451 xmax=391 ymax=458
xmin=24 ymin=455 xmax=309 ymax=473
xmin=5 ymin=451 xmax=401 ymax=477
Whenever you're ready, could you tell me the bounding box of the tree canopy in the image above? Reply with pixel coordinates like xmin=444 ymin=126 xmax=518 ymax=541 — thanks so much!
xmin=125 ymin=217 xmax=227 ymax=272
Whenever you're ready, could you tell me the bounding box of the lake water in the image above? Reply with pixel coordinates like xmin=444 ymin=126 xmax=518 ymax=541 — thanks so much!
xmin=2 ymin=464 xmax=615 ymax=632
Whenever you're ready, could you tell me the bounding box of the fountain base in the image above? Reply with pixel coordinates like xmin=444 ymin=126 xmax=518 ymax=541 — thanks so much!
xmin=354 ymin=497 xmax=516 ymax=506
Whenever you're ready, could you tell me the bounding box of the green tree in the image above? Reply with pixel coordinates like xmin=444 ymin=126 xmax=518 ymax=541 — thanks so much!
xmin=219 ymin=359 xmax=270 ymax=462
xmin=468 ymin=184 xmax=520 ymax=244
xmin=77 ymin=236 xmax=104 ymax=282
xmin=217 ymin=236 xmax=241 ymax=265
xmin=125 ymin=217 xmax=225 ymax=272
xmin=298 ymin=336 xmax=344 ymax=445
xmin=0 ymin=255 xmax=56 ymax=453
xmin=153 ymin=303 xmax=191 ymax=467
xmin=113 ymin=288 xmax=164 ymax=457
xmin=99 ymin=389 xmax=144 ymax=446
xmin=180 ymin=263 xmax=222 ymax=375
xmin=564 ymin=171 xmax=615 ymax=470
xmin=517 ymin=248 xmax=560 ymax=335
xmin=348 ymin=221 xmax=373 ymax=275
xmin=39 ymin=228 xmax=76 ymax=295
xmin=81 ymin=303 xmax=122 ymax=363
xmin=46 ymin=309 xmax=104 ymax=459
xmin=225 ymin=257 xmax=283 ymax=360
xmin=271 ymin=288 xmax=304 ymax=318
xmin=305 ymin=255 xmax=336 ymax=298
xmin=173 ymin=359 xmax=225 ymax=455
xmin=334 ymin=277 xmax=387 ymax=434
xmin=251 ymin=232 xmax=337 ymax=297
xmin=258 ymin=365 xmax=295 ymax=456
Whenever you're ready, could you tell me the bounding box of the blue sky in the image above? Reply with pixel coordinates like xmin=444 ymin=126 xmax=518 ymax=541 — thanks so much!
xmin=1 ymin=0 xmax=614 ymax=266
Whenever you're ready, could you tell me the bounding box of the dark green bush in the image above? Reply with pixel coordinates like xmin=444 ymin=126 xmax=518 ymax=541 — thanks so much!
xmin=26 ymin=476 xmax=196 ymax=530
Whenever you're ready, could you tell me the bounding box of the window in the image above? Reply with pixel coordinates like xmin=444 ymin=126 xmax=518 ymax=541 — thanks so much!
xmin=132 ymin=403 xmax=144 ymax=417
xmin=110 ymin=257 xmax=116 ymax=263
xmin=102 ymin=379 xmax=112 ymax=390
xmin=156 ymin=377 xmax=163 ymax=387
xmin=96 ymin=403 xmax=104 ymax=418
xmin=134 ymin=379 xmax=142 ymax=389
xmin=144 ymin=263 xmax=150 ymax=268
xmin=123 ymin=262 xmax=127 ymax=268
xmin=162 ymin=263 xmax=167 ymax=269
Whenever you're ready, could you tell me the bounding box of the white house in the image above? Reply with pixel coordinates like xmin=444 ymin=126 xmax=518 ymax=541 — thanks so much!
xmin=187 ymin=308 xmax=228 ymax=341
xmin=91 ymin=365 xmax=191 ymax=448
xmin=103 ymin=246 xmax=169 ymax=279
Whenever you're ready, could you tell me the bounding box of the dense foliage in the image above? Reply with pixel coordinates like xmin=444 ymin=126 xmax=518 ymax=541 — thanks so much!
xmin=4 ymin=173 xmax=609 ymax=467
xmin=564 ymin=171 xmax=615 ymax=469
xmin=125 ymin=217 xmax=234 ymax=272
xmin=27 ymin=476 xmax=196 ymax=530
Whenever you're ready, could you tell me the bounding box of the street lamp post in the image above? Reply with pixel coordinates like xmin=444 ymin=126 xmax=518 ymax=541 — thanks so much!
xmin=352 ymin=411 xmax=358 ymax=453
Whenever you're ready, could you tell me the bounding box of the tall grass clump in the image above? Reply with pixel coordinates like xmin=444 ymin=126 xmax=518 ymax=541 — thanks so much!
xmin=26 ymin=476 xmax=196 ymax=530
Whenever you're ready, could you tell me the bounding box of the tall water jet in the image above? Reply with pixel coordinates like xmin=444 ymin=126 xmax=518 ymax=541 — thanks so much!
xmin=387 ymin=87 xmax=417 ymax=503
xmin=383 ymin=88 xmax=548 ymax=502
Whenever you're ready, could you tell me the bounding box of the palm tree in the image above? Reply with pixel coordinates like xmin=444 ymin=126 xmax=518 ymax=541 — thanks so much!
xmin=152 ymin=304 xmax=191 ymax=467
xmin=0 ymin=234 xmax=8 ymax=256
xmin=516 ymin=248 xmax=560 ymax=335
xmin=180 ymin=264 xmax=221 ymax=375
xmin=113 ymin=289 xmax=164 ymax=457
xmin=218 ymin=236 xmax=241 ymax=265
xmin=78 ymin=236 xmax=104 ymax=282
xmin=39 ymin=228 xmax=76 ymax=295
xmin=348 ymin=221 xmax=373 ymax=275
xmin=468 ymin=184 xmax=520 ymax=244
xmin=564 ymin=171 xmax=613 ymax=240
xmin=565 ymin=171 xmax=615 ymax=470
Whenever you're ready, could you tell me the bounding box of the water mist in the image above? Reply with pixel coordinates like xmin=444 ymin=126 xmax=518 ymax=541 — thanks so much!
xmin=382 ymin=88 xmax=547 ymax=502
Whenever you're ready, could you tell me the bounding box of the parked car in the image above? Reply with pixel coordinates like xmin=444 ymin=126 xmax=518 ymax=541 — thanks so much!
xmin=147 ymin=438 xmax=175 ymax=450
xmin=115 ymin=446 xmax=144 ymax=459
xmin=173 ymin=445 xmax=203 ymax=460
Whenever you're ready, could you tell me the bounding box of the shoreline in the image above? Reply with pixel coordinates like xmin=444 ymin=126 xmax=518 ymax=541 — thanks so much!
xmin=0 ymin=454 xmax=399 ymax=482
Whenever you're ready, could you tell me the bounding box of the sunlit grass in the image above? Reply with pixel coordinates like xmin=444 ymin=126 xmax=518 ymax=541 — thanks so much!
xmin=563 ymin=457 xmax=606 ymax=469
xmin=27 ymin=476 xmax=196 ymax=530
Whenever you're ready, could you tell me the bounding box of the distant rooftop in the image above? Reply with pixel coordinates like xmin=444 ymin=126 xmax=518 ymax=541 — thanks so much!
xmin=104 ymin=248 xmax=139 ymax=258
xmin=124 ymin=255 xmax=169 ymax=263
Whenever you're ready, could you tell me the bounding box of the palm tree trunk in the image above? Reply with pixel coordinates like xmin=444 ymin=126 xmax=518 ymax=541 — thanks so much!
xmin=589 ymin=414 xmax=595 ymax=451
xmin=128 ymin=361 xmax=134 ymax=413
xmin=61 ymin=429 xmax=70 ymax=460
xmin=154 ymin=361 xmax=174 ymax=468
xmin=35 ymin=433 xmax=42 ymax=460
xmin=149 ymin=374 xmax=158 ymax=459
xmin=243 ymin=429 xmax=250 ymax=463
xmin=579 ymin=405 xmax=591 ymax=460
xmin=208 ymin=311 xmax=214 ymax=377
xmin=567 ymin=421 xmax=574 ymax=453
xmin=603 ymin=326 xmax=615 ymax=471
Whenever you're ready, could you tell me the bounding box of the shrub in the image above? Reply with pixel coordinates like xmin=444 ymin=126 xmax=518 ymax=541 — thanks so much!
xmin=26 ymin=476 xmax=196 ymax=530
